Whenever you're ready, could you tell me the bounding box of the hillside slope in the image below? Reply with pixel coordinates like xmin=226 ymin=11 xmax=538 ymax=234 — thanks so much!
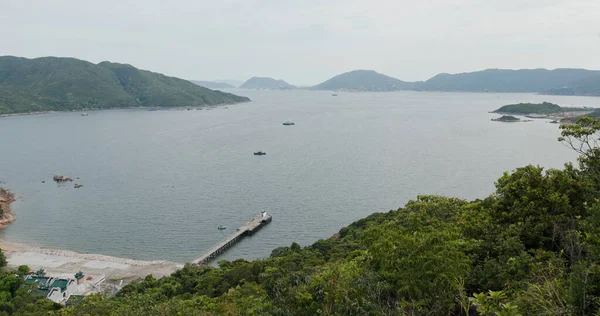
xmin=0 ymin=56 xmax=250 ymax=114
xmin=545 ymin=75 xmax=600 ymax=96
xmin=421 ymin=68 xmax=600 ymax=92
xmin=190 ymin=80 xmax=236 ymax=89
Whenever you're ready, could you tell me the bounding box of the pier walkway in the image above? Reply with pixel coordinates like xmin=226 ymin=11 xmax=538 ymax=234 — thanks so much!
xmin=194 ymin=212 xmax=272 ymax=265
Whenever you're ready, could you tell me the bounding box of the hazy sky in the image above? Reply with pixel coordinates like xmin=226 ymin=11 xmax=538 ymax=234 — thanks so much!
xmin=1 ymin=0 xmax=599 ymax=85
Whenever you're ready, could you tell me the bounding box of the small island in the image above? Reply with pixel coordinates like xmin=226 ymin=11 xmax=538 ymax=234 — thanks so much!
xmin=492 ymin=115 xmax=530 ymax=123
xmin=491 ymin=102 xmax=593 ymax=118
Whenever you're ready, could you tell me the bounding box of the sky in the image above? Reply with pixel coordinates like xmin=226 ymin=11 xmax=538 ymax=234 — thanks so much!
xmin=1 ymin=0 xmax=599 ymax=85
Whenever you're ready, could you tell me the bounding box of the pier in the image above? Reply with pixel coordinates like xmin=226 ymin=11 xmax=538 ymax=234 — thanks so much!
xmin=194 ymin=212 xmax=272 ymax=265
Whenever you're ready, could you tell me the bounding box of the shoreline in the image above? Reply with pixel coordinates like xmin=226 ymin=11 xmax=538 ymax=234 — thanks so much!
xmin=0 ymin=187 xmax=16 ymax=228
xmin=0 ymin=100 xmax=251 ymax=118
xmin=0 ymin=239 xmax=184 ymax=281
xmin=0 ymin=186 xmax=183 ymax=280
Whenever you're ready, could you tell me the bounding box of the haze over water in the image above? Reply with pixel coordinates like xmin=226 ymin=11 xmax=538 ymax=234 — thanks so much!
xmin=0 ymin=90 xmax=595 ymax=262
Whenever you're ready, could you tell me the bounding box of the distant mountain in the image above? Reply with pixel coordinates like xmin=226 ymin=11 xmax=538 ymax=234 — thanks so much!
xmin=0 ymin=56 xmax=250 ymax=114
xmin=545 ymin=75 xmax=600 ymax=96
xmin=190 ymin=80 xmax=236 ymax=89
xmin=240 ymin=77 xmax=296 ymax=89
xmin=215 ymin=79 xmax=244 ymax=87
xmin=312 ymin=70 xmax=417 ymax=91
xmin=420 ymin=68 xmax=600 ymax=93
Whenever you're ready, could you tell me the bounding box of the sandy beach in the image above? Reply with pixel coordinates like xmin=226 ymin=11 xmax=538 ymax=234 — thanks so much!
xmin=0 ymin=239 xmax=184 ymax=282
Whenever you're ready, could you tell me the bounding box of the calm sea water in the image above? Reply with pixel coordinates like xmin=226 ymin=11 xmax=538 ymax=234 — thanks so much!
xmin=0 ymin=90 xmax=597 ymax=262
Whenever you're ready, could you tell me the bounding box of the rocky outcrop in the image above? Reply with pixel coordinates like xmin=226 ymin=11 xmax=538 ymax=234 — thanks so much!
xmin=0 ymin=187 xmax=16 ymax=228
xmin=53 ymin=175 xmax=73 ymax=182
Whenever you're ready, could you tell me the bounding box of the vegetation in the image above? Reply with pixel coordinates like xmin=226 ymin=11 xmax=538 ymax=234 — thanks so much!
xmin=492 ymin=102 xmax=591 ymax=115
xmin=239 ymin=77 xmax=296 ymax=90
xmin=492 ymin=115 xmax=521 ymax=122
xmin=5 ymin=117 xmax=600 ymax=314
xmin=312 ymin=70 xmax=417 ymax=91
xmin=0 ymin=56 xmax=250 ymax=114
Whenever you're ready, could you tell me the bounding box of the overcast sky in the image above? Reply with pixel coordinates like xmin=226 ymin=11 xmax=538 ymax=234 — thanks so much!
xmin=1 ymin=0 xmax=599 ymax=85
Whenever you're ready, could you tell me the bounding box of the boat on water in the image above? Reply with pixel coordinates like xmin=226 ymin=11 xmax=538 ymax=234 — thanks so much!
xmin=218 ymin=225 xmax=227 ymax=230
xmin=282 ymin=121 xmax=295 ymax=126
xmin=81 ymin=113 xmax=88 ymax=116
xmin=332 ymin=93 xmax=338 ymax=96
xmin=254 ymin=151 xmax=267 ymax=156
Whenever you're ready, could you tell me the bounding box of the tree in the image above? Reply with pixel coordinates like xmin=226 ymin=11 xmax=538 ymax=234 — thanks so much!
xmin=0 ymin=249 xmax=6 ymax=268
xmin=559 ymin=116 xmax=600 ymax=183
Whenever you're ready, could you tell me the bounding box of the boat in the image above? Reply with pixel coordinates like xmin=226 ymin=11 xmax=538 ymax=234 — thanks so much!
xmin=254 ymin=151 xmax=267 ymax=156
xmin=218 ymin=225 xmax=227 ymax=230
xmin=81 ymin=113 xmax=88 ymax=116
xmin=332 ymin=94 xmax=338 ymax=96
xmin=282 ymin=121 xmax=295 ymax=126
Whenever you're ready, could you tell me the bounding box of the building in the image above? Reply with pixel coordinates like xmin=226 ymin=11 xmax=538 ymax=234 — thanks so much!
xmin=25 ymin=275 xmax=77 ymax=304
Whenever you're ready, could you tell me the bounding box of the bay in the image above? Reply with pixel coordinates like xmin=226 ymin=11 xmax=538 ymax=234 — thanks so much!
xmin=0 ymin=90 xmax=596 ymax=262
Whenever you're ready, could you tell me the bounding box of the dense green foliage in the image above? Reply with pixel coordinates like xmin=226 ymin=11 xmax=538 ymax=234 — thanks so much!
xmin=312 ymin=70 xmax=417 ymax=91
xmin=492 ymin=102 xmax=589 ymax=115
xmin=5 ymin=117 xmax=600 ymax=314
xmin=240 ymin=77 xmax=296 ymax=90
xmin=0 ymin=56 xmax=250 ymax=114
xmin=0 ymin=266 xmax=62 ymax=315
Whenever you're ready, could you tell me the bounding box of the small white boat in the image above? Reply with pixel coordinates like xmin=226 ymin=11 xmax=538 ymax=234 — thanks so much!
xmin=81 ymin=113 xmax=88 ymax=116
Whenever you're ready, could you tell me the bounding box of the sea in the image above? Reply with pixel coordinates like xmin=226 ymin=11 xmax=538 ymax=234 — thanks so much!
xmin=0 ymin=90 xmax=596 ymax=263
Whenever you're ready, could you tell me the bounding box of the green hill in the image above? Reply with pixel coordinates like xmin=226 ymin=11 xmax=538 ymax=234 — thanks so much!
xmin=0 ymin=56 xmax=250 ymax=114
xmin=492 ymin=101 xmax=593 ymax=115
xmin=239 ymin=77 xmax=295 ymax=89
xmin=421 ymin=68 xmax=600 ymax=92
xmin=492 ymin=102 xmax=562 ymax=114
xmin=312 ymin=69 xmax=417 ymax=91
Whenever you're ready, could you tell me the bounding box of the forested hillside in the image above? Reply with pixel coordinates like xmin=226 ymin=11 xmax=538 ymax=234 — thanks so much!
xmin=0 ymin=56 xmax=250 ymax=114
xmin=3 ymin=117 xmax=600 ymax=314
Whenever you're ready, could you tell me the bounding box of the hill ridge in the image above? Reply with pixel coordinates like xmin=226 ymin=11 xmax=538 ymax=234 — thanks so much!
xmin=0 ymin=56 xmax=250 ymax=114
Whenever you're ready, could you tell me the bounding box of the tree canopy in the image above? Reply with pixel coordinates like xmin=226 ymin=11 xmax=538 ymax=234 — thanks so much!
xmin=0 ymin=56 xmax=250 ymax=114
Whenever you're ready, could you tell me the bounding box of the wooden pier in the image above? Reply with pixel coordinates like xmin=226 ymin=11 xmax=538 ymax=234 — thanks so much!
xmin=194 ymin=212 xmax=272 ymax=265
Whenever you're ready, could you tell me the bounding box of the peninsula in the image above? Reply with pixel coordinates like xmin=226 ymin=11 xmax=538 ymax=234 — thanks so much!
xmin=0 ymin=56 xmax=250 ymax=115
